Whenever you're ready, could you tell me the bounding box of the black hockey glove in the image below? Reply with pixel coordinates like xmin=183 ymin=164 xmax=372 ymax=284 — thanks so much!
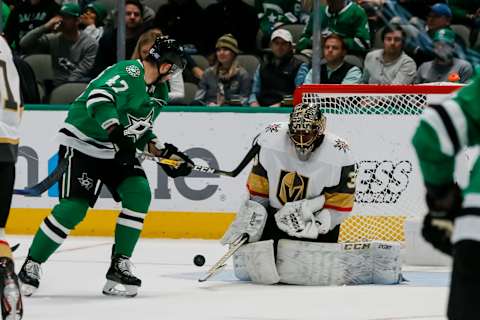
xmin=421 ymin=183 xmax=462 ymax=256
xmin=108 ymin=125 xmax=136 ymax=168
xmin=158 ymin=143 xmax=194 ymax=178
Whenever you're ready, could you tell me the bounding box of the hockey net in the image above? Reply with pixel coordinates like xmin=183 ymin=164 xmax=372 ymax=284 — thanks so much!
xmin=294 ymin=84 xmax=462 ymax=243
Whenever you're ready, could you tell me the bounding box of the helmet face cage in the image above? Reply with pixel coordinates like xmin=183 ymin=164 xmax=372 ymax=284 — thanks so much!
xmin=288 ymin=103 xmax=326 ymax=160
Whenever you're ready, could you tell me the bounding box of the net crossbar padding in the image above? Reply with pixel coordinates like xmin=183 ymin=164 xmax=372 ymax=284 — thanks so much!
xmin=294 ymin=84 xmax=462 ymax=243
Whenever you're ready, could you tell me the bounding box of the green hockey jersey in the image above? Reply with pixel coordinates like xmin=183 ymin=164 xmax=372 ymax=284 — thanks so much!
xmin=412 ymin=75 xmax=480 ymax=187
xmin=57 ymin=59 xmax=169 ymax=159
xmin=255 ymin=0 xmax=306 ymax=35
xmin=297 ymin=2 xmax=370 ymax=55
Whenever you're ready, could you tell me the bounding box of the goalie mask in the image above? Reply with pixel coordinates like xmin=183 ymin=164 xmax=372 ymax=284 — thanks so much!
xmin=288 ymin=103 xmax=326 ymax=161
xmin=147 ymin=36 xmax=187 ymax=77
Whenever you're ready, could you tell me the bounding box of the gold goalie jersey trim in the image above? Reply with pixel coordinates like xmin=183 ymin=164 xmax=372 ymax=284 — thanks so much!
xmin=0 ymin=36 xmax=22 ymax=162
xmin=247 ymin=122 xmax=357 ymax=213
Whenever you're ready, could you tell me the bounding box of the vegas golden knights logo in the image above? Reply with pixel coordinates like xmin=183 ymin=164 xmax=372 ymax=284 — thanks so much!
xmin=276 ymin=170 xmax=309 ymax=205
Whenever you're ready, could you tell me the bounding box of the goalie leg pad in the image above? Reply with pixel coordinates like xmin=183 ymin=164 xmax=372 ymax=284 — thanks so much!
xmin=221 ymin=200 xmax=268 ymax=245
xmin=276 ymin=240 xmax=402 ymax=286
xmin=233 ymin=240 xmax=280 ymax=284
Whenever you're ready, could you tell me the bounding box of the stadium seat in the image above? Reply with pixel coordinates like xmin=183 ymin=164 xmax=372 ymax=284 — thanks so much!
xmin=24 ymin=54 xmax=54 ymax=83
xmin=344 ymin=54 xmax=364 ymax=68
xmin=294 ymin=53 xmax=311 ymax=65
xmin=450 ymin=24 xmax=471 ymax=48
xmin=170 ymin=82 xmax=198 ymax=105
xmin=198 ymin=0 xmax=216 ymax=9
xmin=49 ymin=83 xmax=88 ymax=104
xmin=236 ymin=54 xmax=260 ymax=79
xmin=141 ymin=0 xmax=168 ymax=13
xmin=191 ymin=54 xmax=209 ymax=70
xmin=274 ymin=24 xmax=305 ymax=46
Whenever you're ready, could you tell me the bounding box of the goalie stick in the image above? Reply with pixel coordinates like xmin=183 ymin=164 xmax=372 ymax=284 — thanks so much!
xmin=198 ymin=233 xmax=249 ymax=282
xmin=13 ymin=159 xmax=68 ymax=196
xmin=144 ymin=143 xmax=260 ymax=177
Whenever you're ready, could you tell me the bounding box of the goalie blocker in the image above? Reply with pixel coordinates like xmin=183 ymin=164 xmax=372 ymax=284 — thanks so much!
xmin=233 ymin=239 xmax=402 ymax=285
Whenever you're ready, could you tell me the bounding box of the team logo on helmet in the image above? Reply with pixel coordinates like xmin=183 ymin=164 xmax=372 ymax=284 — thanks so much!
xmin=334 ymin=138 xmax=350 ymax=153
xmin=126 ymin=65 xmax=141 ymax=78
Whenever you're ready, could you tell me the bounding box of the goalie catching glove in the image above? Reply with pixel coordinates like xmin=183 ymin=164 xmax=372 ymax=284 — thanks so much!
xmin=148 ymin=140 xmax=193 ymax=178
xmin=274 ymin=196 xmax=331 ymax=239
xmin=422 ymin=183 xmax=462 ymax=256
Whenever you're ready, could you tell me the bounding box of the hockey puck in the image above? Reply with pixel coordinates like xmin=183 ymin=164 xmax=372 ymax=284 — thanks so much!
xmin=193 ymin=254 xmax=205 ymax=267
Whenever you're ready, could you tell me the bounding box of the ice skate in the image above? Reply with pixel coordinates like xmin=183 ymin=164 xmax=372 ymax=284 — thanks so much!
xmin=102 ymin=254 xmax=141 ymax=297
xmin=18 ymin=257 xmax=41 ymax=297
xmin=0 ymin=257 xmax=22 ymax=320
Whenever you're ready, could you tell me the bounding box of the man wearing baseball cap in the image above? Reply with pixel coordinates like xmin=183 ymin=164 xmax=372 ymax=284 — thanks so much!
xmin=20 ymin=2 xmax=98 ymax=89
xmin=427 ymin=3 xmax=452 ymax=36
xmin=80 ymin=2 xmax=107 ymax=42
xmin=249 ymin=28 xmax=308 ymax=107
xmin=415 ymin=28 xmax=473 ymax=84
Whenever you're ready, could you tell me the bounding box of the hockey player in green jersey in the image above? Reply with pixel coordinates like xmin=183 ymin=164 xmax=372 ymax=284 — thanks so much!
xmin=18 ymin=36 xmax=194 ymax=298
xmin=412 ymin=74 xmax=480 ymax=319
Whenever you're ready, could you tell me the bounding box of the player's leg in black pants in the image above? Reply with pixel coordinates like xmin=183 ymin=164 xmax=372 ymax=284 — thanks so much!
xmin=448 ymin=239 xmax=480 ymax=320
xmin=0 ymin=162 xmax=23 ymax=319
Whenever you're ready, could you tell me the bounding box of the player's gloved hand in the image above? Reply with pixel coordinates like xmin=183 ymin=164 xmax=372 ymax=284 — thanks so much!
xmin=422 ymin=183 xmax=462 ymax=256
xmin=154 ymin=142 xmax=193 ymax=178
xmin=108 ymin=125 xmax=136 ymax=168
xmin=274 ymin=196 xmax=326 ymax=239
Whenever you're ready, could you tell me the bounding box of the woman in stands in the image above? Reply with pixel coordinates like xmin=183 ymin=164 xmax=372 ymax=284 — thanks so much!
xmin=193 ymin=34 xmax=251 ymax=106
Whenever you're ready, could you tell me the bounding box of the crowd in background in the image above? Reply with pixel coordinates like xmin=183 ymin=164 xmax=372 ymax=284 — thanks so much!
xmin=2 ymin=0 xmax=480 ymax=106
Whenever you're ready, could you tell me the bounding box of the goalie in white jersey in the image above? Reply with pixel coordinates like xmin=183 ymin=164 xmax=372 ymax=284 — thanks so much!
xmin=221 ymin=103 xmax=402 ymax=285
xmin=0 ymin=36 xmax=24 ymax=318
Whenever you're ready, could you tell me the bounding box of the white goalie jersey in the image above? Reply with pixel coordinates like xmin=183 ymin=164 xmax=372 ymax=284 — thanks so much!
xmin=0 ymin=36 xmax=22 ymax=163
xmin=246 ymin=122 xmax=357 ymax=227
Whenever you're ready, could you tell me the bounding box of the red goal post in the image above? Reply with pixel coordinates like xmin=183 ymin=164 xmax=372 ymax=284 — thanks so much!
xmin=294 ymin=84 xmax=463 ymax=244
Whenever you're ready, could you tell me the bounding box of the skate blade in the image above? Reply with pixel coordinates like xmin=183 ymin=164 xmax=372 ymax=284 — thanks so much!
xmin=3 ymin=283 xmax=22 ymax=320
xmin=18 ymin=281 xmax=36 ymax=297
xmin=102 ymin=280 xmax=138 ymax=298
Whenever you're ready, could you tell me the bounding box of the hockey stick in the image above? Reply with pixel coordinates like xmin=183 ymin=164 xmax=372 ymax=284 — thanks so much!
xmin=144 ymin=143 xmax=260 ymax=177
xmin=198 ymin=233 xmax=249 ymax=283
xmin=13 ymin=159 xmax=68 ymax=196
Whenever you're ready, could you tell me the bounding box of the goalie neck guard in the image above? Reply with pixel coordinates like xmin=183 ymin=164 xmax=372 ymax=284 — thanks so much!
xmin=146 ymin=36 xmax=187 ymax=77
xmin=288 ymin=103 xmax=326 ymax=161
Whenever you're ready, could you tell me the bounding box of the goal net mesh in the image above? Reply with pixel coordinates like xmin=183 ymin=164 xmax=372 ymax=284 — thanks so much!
xmin=295 ymin=84 xmax=460 ymax=243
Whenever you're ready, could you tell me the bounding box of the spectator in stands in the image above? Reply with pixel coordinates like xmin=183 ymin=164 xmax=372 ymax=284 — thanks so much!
xmin=1 ymin=3 xmax=10 ymax=30
xmin=204 ymin=0 xmax=259 ymax=55
xmin=154 ymin=0 xmax=206 ymax=54
xmin=249 ymin=29 xmax=308 ymax=107
xmin=363 ymin=25 xmax=416 ymax=84
xmin=304 ymin=34 xmax=362 ymax=84
xmin=415 ymin=28 xmax=473 ymax=84
xmin=193 ymin=34 xmax=251 ymax=106
xmin=80 ymin=2 xmax=107 ymax=43
xmin=448 ymin=0 xmax=480 ymax=27
xmin=255 ymin=0 xmax=309 ymax=47
xmin=297 ymin=0 xmax=370 ymax=56
xmin=90 ymin=0 xmax=153 ymax=77
xmin=4 ymin=0 xmax=60 ymax=51
xmin=131 ymin=28 xmax=185 ymax=102
xmin=19 ymin=3 xmax=98 ymax=87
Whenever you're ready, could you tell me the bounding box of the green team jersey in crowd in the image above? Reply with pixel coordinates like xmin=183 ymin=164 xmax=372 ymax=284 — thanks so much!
xmin=412 ymin=74 xmax=480 ymax=187
xmin=57 ymin=59 xmax=168 ymax=159
xmin=297 ymin=1 xmax=370 ymax=55
xmin=255 ymin=0 xmax=306 ymax=35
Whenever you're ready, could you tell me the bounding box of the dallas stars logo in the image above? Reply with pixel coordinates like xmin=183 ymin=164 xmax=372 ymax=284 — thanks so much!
xmin=123 ymin=109 xmax=154 ymax=141
xmin=77 ymin=173 xmax=94 ymax=191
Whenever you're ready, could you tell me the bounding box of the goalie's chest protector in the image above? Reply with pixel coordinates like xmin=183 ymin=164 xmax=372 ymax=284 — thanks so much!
xmin=257 ymin=123 xmax=352 ymax=210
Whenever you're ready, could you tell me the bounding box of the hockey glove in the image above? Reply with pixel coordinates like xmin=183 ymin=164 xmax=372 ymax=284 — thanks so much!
xmin=422 ymin=183 xmax=462 ymax=256
xmin=158 ymin=143 xmax=193 ymax=178
xmin=108 ymin=125 xmax=136 ymax=168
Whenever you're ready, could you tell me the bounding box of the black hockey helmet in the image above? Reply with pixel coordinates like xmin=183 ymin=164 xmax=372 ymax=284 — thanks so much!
xmin=288 ymin=102 xmax=326 ymax=161
xmin=146 ymin=36 xmax=187 ymax=76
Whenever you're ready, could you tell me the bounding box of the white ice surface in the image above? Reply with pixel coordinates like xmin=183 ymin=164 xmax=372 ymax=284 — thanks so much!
xmin=9 ymin=236 xmax=450 ymax=320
